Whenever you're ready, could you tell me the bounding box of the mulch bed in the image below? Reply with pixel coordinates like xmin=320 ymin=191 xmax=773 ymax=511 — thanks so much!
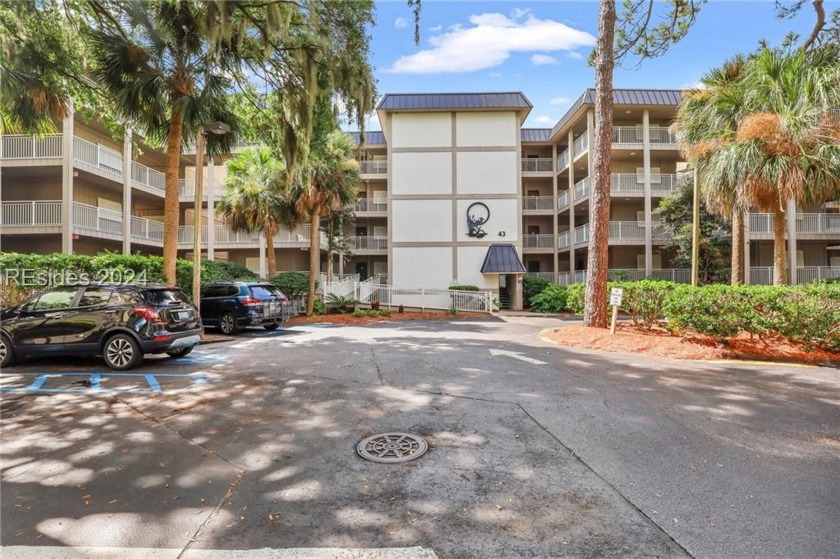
xmin=543 ymin=323 xmax=840 ymax=365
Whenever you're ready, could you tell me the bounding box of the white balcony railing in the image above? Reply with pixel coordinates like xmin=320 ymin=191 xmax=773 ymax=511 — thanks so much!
xmin=557 ymin=149 xmax=570 ymax=171
xmin=360 ymin=160 xmax=387 ymax=175
xmin=523 ymin=234 xmax=555 ymax=249
xmin=73 ymin=201 xmax=122 ymax=234
xmin=130 ymin=216 xmax=164 ymax=243
xmin=797 ymin=266 xmax=840 ymax=283
xmin=649 ymin=126 xmax=679 ymax=145
xmin=558 ymin=231 xmax=570 ymax=248
xmin=522 ymin=196 xmax=554 ymax=211
xmin=354 ymin=198 xmax=388 ymax=212
xmin=612 ymin=126 xmax=678 ymax=146
xmin=574 ymin=270 xmax=588 ymax=284
xmin=1 ymin=200 xmax=62 ymax=226
xmin=750 ymin=267 xmax=774 ymax=285
xmin=611 ymin=173 xmax=646 ymax=193
xmin=348 ymin=236 xmax=388 ymax=251
xmin=73 ymin=136 xmax=123 ymax=180
xmin=521 ymin=158 xmax=554 ymax=173
xmin=574 ymin=177 xmax=591 ymax=200
xmin=574 ymin=223 xmax=590 ymax=244
xmin=526 ymin=272 xmax=555 ymax=282
xmin=749 ymin=213 xmax=840 ymax=234
xmin=609 ymin=221 xmax=646 ymax=241
xmin=1 ymin=134 xmax=63 ymax=159
xmin=558 ymin=190 xmax=570 ymax=208
xmin=573 ymin=134 xmax=589 ymax=156
xmin=557 ymin=272 xmax=571 ymax=285
xmin=131 ymin=161 xmax=165 ymax=192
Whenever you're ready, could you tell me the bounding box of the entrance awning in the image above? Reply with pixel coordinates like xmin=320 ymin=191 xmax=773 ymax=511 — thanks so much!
xmin=480 ymin=244 xmax=527 ymax=274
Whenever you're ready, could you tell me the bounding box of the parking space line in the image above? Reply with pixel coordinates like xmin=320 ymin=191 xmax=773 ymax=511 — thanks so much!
xmin=28 ymin=375 xmax=49 ymax=390
xmin=145 ymin=374 xmax=162 ymax=393
xmin=0 ymin=372 xmax=209 ymax=394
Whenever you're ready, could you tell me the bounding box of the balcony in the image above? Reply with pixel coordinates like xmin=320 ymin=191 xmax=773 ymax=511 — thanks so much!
xmin=1 ymin=134 xmax=62 ymax=160
xmin=72 ymin=201 xmax=123 ymax=237
xmin=612 ymin=126 xmax=678 ymax=148
xmin=522 ymin=234 xmax=555 ymax=250
xmin=354 ymin=198 xmax=388 ymax=213
xmin=521 ymin=158 xmax=553 ymax=174
xmin=558 ymin=269 xmax=692 ymax=285
xmin=573 ymin=221 xmax=670 ymax=245
xmin=522 ymin=196 xmax=553 ymax=212
xmin=1 ymin=200 xmax=62 ymax=227
xmin=73 ymin=136 xmax=123 ymax=182
xmin=348 ymin=235 xmax=387 ymax=252
xmin=573 ymin=177 xmax=591 ymax=201
xmin=131 ymin=161 xmax=165 ymax=194
xmin=749 ymin=213 xmax=840 ymax=236
xmin=573 ymin=134 xmax=588 ymax=157
xmin=526 ymin=272 xmax=555 ymax=282
xmin=557 ymin=149 xmax=570 ymax=172
xmin=130 ymin=216 xmax=164 ymax=245
xmin=574 ymin=223 xmax=590 ymax=244
xmin=558 ymin=190 xmax=570 ymax=208
xmin=558 ymin=230 xmax=570 ymax=248
xmin=360 ymin=160 xmax=387 ymax=176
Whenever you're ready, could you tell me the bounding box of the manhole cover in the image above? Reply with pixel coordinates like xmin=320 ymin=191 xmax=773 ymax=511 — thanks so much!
xmin=357 ymin=432 xmax=428 ymax=463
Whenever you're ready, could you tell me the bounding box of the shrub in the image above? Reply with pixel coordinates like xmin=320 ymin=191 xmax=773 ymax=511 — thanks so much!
xmin=271 ymin=271 xmax=312 ymax=300
xmin=325 ymin=293 xmax=359 ymax=313
xmin=523 ymin=276 xmax=550 ymax=308
xmin=566 ymin=283 xmax=587 ymax=315
xmin=619 ymin=280 xmax=676 ymax=329
xmin=529 ymin=285 xmax=568 ymax=313
xmin=312 ymin=300 xmax=326 ymax=315
xmin=449 ymin=284 xmax=480 ymax=291
xmin=353 ymin=308 xmax=370 ymax=317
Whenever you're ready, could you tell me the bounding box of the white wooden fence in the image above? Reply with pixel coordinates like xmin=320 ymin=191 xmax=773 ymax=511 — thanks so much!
xmin=323 ymin=279 xmax=493 ymax=314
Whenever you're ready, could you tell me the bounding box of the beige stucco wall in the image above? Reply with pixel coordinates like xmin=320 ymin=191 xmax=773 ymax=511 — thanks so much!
xmin=392 ymin=247 xmax=453 ymax=288
xmin=391 ymin=200 xmax=452 ymax=242
xmin=391 ymin=113 xmax=452 ymax=148
xmin=456 ymin=151 xmax=517 ymax=194
xmin=391 ymin=152 xmax=452 ymax=195
xmin=456 ymin=112 xmax=517 ymax=147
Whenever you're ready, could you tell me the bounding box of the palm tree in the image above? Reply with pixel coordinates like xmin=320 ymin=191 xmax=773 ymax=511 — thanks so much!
xmin=216 ymin=148 xmax=292 ymax=278
xmin=84 ymin=0 xmax=239 ymax=285
xmin=294 ymin=131 xmax=359 ymax=315
xmin=679 ymin=46 xmax=840 ymax=285
xmin=674 ymin=56 xmax=748 ymax=284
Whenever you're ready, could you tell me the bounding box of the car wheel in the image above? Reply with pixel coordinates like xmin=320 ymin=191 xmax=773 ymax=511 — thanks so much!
xmin=264 ymin=323 xmax=280 ymax=331
xmin=167 ymin=346 xmax=194 ymax=358
xmin=103 ymin=333 xmax=143 ymax=370
xmin=0 ymin=333 xmax=15 ymax=369
xmin=219 ymin=311 xmax=239 ymax=335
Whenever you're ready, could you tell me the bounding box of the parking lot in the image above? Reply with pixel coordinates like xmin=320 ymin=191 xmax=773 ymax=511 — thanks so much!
xmin=2 ymin=318 xmax=839 ymax=558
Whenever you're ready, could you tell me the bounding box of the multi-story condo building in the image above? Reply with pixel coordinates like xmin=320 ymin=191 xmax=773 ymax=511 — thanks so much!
xmin=2 ymin=88 xmax=839 ymax=306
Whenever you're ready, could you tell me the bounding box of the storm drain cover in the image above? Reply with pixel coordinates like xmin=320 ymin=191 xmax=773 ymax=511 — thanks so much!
xmin=357 ymin=432 xmax=428 ymax=463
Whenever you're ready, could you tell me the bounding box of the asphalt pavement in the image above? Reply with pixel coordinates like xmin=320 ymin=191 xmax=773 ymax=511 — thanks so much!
xmin=1 ymin=317 xmax=838 ymax=558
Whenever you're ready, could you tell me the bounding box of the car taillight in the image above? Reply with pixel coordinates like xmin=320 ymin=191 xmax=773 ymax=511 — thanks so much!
xmin=133 ymin=306 xmax=164 ymax=323
xmin=241 ymin=298 xmax=261 ymax=306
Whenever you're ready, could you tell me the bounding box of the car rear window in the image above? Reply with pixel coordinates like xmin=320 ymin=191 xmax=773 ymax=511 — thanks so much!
xmin=143 ymin=289 xmax=192 ymax=306
xmin=249 ymin=285 xmax=284 ymax=299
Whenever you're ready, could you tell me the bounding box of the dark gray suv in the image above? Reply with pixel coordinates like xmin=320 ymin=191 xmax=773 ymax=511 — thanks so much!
xmin=200 ymin=282 xmax=290 ymax=335
xmin=0 ymin=284 xmax=203 ymax=370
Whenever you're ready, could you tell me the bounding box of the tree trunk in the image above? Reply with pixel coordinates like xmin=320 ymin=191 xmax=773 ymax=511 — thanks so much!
xmin=326 ymin=218 xmax=334 ymax=282
xmin=731 ymin=209 xmax=744 ymax=284
xmin=163 ymin=108 xmax=185 ymax=286
xmin=306 ymin=209 xmax=320 ymax=315
xmin=266 ymin=224 xmax=277 ymax=279
xmin=773 ymin=203 xmax=788 ymax=285
xmin=584 ymin=0 xmax=616 ymax=329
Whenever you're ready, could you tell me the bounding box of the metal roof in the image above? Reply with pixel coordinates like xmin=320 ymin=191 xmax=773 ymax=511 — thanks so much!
xmin=347 ymin=131 xmax=385 ymax=146
xmin=480 ymin=244 xmax=527 ymax=274
xmin=550 ymin=88 xmax=684 ymax=142
xmin=521 ymin=128 xmax=552 ymax=143
xmin=377 ymin=92 xmax=532 ymax=111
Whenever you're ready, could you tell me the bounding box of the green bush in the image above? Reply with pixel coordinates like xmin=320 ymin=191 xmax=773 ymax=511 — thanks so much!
xmin=529 ymin=285 xmax=568 ymax=313
xmin=312 ymin=300 xmax=326 ymax=315
xmin=449 ymin=284 xmax=480 ymax=291
xmin=619 ymin=280 xmax=676 ymax=329
xmin=566 ymin=283 xmax=587 ymax=315
xmin=523 ymin=275 xmax=550 ymax=308
xmin=352 ymin=308 xmax=391 ymax=318
xmin=271 ymin=271 xmax=312 ymax=300
xmin=325 ymin=293 xmax=359 ymax=313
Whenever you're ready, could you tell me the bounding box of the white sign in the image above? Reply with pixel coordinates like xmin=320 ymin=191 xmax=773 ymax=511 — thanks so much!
xmin=610 ymin=288 xmax=624 ymax=306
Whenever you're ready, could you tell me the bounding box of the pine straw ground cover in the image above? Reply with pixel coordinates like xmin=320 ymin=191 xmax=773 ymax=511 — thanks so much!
xmin=543 ymin=323 xmax=840 ymax=366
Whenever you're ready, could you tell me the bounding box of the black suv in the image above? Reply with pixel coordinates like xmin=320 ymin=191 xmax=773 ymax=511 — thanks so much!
xmin=200 ymin=281 xmax=290 ymax=334
xmin=0 ymin=284 xmax=203 ymax=370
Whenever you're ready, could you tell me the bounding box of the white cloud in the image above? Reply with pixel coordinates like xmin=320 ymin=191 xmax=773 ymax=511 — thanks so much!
xmin=533 ymin=115 xmax=555 ymax=125
xmin=681 ymin=80 xmax=706 ymax=90
xmin=566 ymin=51 xmax=584 ymax=60
xmin=394 ymin=17 xmax=408 ymax=29
xmin=549 ymin=96 xmax=570 ymax=105
xmin=387 ymin=12 xmax=595 ymax=74
xmin=430 ymin=24 xmax=443 ymax=32
xmin=531 ymin=54 xmax=559 ymax=66
xmin=511 ymin=8 xmax=530 ymax=19
xmin=489 ymin=72 xmax=503 ymax=78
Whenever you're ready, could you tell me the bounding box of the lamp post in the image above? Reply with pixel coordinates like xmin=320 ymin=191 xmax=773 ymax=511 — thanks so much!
xmin=192 ymin=121 xmax=230 ymax=310
xmin=691 ymin=166 xmax=700 ymax=287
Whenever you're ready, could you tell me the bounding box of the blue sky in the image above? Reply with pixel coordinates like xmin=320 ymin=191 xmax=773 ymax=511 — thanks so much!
xmin=360 ymin=1 xmax=825 ymax=129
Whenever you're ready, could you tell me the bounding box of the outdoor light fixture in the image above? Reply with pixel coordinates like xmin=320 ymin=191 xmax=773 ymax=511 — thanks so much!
xmin=192 ymin=121 xmax=230 ymax=310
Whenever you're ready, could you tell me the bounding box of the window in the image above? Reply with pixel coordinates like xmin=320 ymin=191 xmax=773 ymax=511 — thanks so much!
xmin=201 ymin=286 xmax=226 ymax=298
xmin=78 ymin=287 xmax=113 ymax=307
xmin=142 ymin=289 xmax=190 ymax=306
xmin=527 ymin=225 xmax=540 ymax=235
xmin=528 ymin=261 xmax=541 ymax=273
xmin=30 ymin=287 xmax=79 ymax=311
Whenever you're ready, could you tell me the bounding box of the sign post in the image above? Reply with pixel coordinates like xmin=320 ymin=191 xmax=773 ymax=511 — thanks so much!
xmin=609 ymin=287 xmax=624 ymax=335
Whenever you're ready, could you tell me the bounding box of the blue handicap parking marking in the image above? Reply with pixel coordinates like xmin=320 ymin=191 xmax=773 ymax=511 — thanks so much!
xmin=0 ymin=372 xmax=209 ymax=394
